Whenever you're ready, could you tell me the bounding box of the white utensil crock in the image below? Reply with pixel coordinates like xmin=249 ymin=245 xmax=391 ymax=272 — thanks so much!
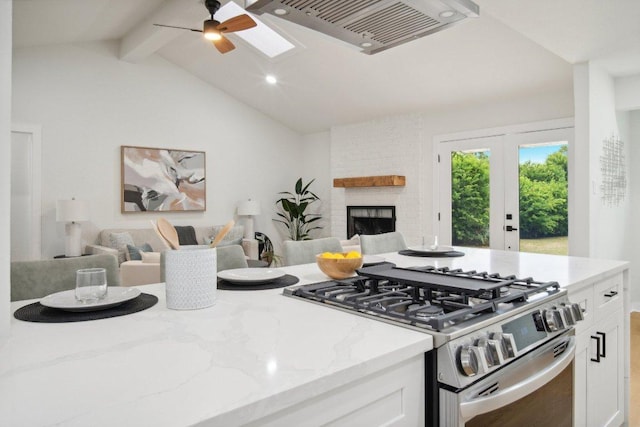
xmin=163 ymin=246 xmax=217 ymax=310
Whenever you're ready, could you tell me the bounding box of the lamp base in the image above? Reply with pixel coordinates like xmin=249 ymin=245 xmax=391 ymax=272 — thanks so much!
xmin=244 ymin=217 xmax=255 ymax=240
xmin=65 ymin=222 xmax=83 ymax=257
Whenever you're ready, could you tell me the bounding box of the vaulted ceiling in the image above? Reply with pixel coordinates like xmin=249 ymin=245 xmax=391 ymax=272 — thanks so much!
xmin=12 ymin=0 xmax=640 ymax=134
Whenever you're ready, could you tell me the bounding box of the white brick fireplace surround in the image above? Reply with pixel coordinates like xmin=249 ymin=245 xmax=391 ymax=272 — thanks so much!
xmin=330 ymin=114 xmax=425 ymax=246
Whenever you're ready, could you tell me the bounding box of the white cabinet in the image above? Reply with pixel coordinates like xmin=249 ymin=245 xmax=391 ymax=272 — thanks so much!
xmin=245 ymin=354 xmax=425 ymax=427
xmin=570 ymin=273 xmax=624 ymax=427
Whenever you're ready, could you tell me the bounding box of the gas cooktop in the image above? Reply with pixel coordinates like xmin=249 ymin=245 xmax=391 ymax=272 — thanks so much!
xmin=284 ymin=264 xmax=567 ymax=346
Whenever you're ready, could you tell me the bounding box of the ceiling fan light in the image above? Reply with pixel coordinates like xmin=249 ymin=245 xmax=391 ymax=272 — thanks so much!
xmin=205 ymin=31 xmax=222 ymax=41
xmin=203 ymin=19 xmax=222 ymax=40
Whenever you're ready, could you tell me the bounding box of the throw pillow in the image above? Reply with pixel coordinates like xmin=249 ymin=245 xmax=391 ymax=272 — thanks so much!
xmin=175 ymin=226 xmax=198 ymax=246
xmin=140 ymin=251 xmax=161 ymax=264
xmin=126 ymin=243 xmax=153 ymax=261
xmin=203 ymin=236 xmax=243 ymax=247
xmin=108 ymin=232 xmax=135 ymax=264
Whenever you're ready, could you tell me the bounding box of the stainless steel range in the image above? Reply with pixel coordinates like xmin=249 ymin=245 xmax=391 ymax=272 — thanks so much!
xmin=284 ymin=263 xmax=583 ymax=427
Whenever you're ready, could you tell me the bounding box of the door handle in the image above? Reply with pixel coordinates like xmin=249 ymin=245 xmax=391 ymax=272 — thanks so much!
xmin=596 ymin=331 xmax=606 ymax=358
xmin=505 ymin=226 xmax=518 ymax=232
xmin=590 ymin=335 xmax=602 ymax=362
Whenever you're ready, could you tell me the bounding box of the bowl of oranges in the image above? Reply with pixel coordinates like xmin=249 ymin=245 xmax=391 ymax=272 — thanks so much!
xmin=316 ymin=251 xmax=363 ymax=279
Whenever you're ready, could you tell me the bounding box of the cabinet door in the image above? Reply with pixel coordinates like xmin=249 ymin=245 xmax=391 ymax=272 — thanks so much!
xmin=574 ymin=332 xmax=588 ymax=427
xmin=586 ymin=309 xmax=624 ymax=427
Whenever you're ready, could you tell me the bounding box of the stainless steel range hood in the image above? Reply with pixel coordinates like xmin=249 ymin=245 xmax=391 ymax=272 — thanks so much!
xmin=245 ymin=0 xmax=479 ymax=54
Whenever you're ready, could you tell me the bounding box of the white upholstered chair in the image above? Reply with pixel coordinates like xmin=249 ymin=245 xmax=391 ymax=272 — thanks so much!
xmin=282 ymin=237 xmax=344 ymax=266
xmin=216 ymin=245 xmax=249 ymax=272
xmin=359 ymin=232 xmax=408 ymax=255
xmin=11 ymin=254 xmax=120 ymax=301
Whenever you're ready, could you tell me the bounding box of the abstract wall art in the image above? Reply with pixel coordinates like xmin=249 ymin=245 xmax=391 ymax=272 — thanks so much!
xmin=121 ymin=146 xmax=206 ymax=212
xmin=600 ymin=134 xmax=626 ymax=207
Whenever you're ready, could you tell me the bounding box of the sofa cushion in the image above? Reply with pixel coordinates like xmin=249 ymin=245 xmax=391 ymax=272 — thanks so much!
xmin=99 ymin=228 xmax=169 ymax=253
xmin=203 ymin=236 xmax=243 ymax=247
xmin=108 ymin=232 xmax=135 ymax=264
xmin=140 ymin=251 xmax=161 ymax=264
xmin=97 ymin=225 xmax=247 ymax=265
xmin=175 ymin=226 xmax=198 ymax=246
xmin=126 ymin=243 xmax=153 ymax=261
xmin=205 ymin=225 xmax=245 ymax=246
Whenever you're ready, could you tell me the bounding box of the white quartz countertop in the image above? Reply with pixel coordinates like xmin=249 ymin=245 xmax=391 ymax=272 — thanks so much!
xmin=2 ymin=258 xmax=433 ymax=427
xmin=0 ymin=247 xmax=627 ymax=426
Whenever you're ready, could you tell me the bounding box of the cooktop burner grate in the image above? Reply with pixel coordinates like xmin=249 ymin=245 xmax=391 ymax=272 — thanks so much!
xmin=289 ymin=265 xmax=561 ymax=331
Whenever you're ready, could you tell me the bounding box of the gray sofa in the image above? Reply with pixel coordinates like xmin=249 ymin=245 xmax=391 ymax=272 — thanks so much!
xmin=86 ymin=224 xmax=258 ymax=286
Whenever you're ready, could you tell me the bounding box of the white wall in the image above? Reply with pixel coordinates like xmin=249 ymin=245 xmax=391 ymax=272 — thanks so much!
xmin=12 ymin=41 xmax=304 ymax=258
xmin=583 ymin=63 xmax=631 ymax=262
xmin=0 ymin=0 xmax=12 ymax=337
xmin=574 ymin=62 xmax=635 ymax=305
xmin=631 ymin=110 xmax=640 ymax=306
xmin=330 ymin=90 xmax=575 ymax=246
xmin=300 ymin=131 xmax=331 ymax=238
xmin=616 ymin=74 xmax=640 ymax=111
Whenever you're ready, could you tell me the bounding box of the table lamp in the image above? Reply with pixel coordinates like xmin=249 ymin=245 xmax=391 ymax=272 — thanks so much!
xmin=56 ymin=198 xmax=90 ymax=257
xmin=237 ymin=199 xmax=261 ymax=239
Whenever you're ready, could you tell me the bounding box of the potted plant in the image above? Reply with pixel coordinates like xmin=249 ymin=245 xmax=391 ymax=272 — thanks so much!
xmin=274 ymin=178 xmax=322 ymax=241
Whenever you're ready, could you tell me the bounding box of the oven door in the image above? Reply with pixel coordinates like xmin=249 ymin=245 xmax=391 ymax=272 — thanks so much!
xmin=439 ymin=331 xmax=575 ymax=427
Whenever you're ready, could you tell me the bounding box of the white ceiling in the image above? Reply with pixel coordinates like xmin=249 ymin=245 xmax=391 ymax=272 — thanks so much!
xmin=12 ymin=0 xmax=640 ymax=134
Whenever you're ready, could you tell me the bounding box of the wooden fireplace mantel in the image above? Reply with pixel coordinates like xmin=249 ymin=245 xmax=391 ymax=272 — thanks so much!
xmin=333 ymin=175 xmax=406 ymax=188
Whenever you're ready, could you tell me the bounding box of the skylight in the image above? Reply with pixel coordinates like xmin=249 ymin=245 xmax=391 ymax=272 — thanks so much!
xmin=216 ymin=1 xmax=295 ymax=58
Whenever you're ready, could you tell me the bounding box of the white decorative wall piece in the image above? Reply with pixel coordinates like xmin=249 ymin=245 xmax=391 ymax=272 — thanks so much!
xmin=600 ymin=134 xmax=627 ymax=206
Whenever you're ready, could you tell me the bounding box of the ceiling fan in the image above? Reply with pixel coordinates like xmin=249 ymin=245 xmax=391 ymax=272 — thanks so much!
xmin=154 ymin=0 xmax=257 ymax=54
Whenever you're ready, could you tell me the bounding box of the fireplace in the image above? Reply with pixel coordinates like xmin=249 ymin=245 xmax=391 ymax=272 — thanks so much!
xmin=347 ymin=206 xmax=396 ymax=238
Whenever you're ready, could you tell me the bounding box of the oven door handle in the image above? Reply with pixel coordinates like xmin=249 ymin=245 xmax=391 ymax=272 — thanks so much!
xmin=459 ymin=337 xmax=575 ymax=420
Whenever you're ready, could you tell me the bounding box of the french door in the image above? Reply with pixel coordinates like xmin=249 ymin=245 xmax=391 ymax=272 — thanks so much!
xmin=436 ymin=125 xmax=572 ymax=254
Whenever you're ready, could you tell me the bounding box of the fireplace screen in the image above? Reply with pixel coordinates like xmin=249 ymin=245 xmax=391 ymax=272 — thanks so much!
xmin=347 ymin=206 xmax=396 ymax=238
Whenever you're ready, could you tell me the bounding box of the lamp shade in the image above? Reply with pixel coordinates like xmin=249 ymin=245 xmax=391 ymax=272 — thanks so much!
xmin=238 ymin=199 xmax=261 ymax=216
xmin=56 ymin=199 xmax=90 ymax=222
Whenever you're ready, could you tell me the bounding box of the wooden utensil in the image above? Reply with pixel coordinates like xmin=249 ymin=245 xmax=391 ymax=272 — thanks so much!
xmin=209 ymin=220 xmax=235 ymax=248
xmin=157 ymin=218 xmax=180 ymax=250
xmin=150 ymin=220 xmax=172 ymax=249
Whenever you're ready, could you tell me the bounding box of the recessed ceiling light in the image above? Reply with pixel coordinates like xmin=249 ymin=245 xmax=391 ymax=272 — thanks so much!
xmin=265 ymin=75 xmax=278 ymax=84
xmin=361 ymin=42 xmax=373 ymax=48
xmin=274 ymin=8 xmax=288 ymax=16
xmin=439 ymin=10 xmax=456 ymax=18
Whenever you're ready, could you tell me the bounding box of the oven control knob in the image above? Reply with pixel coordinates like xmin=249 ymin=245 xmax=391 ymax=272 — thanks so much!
xmin=543 ymin=309 xmax=564 ymax=332
xmin=476 ymin=337 xmax=505 ymax=367
xmin=459 ymin=345 xmax=482 ymax=377
xmin=570 ymin=302 xmax=584 ymax=321
xmin=560 ymin=306 xmax=575 ymax=326
xmin=491 ymin=332 xmax=516 ymax=359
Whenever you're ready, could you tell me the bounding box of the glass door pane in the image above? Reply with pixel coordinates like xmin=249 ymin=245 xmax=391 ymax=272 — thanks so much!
xmin=451 ymin=150 xmax=490 ymax=247
xmin=518 ymin=143 xmax=568 ymax=255
xmin=437 ymin=135 xmax=504 ymax=249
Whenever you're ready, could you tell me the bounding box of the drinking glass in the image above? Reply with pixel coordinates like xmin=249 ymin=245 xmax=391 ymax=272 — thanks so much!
xmin=423 ymin=234 xmax=439 ymax=250
xmin=75 ymin=268 xmax=108 ymax=303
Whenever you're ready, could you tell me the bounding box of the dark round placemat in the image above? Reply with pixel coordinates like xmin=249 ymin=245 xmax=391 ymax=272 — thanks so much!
xmin=398 ymin=249 xmax=465 ymax=258
xmin=218 ymin=274 xmax=299 ymax=290
xmin=14 ymin=293 xmax=158 ymax=323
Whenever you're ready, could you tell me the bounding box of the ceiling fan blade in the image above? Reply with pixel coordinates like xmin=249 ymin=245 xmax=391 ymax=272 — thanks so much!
xmin=217 ymin=14 xmax=257 ymax=33
xmin=153 ymin=23 xmax=202 ymax=33
xmin=213 ymin=35 xmax=235 ymax=54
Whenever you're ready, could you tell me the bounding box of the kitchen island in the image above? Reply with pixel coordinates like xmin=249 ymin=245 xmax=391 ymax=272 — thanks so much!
xmin=0 ymin=248 xmax=629 ymax=426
